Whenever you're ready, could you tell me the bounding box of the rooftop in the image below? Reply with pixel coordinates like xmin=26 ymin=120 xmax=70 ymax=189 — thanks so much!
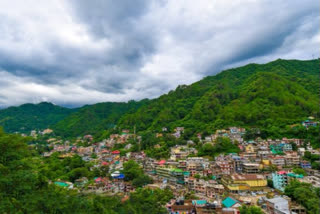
xmin=230 ymin=174 xmax=265 ymax=180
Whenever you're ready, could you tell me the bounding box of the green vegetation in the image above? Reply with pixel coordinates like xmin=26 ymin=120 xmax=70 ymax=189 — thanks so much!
xmin=292 ymin=167 xmax=307 ymax=176
xmin=122 ymin=160 xmax=152 ymax=187
xmin=53 ymin=100 xmax=148 ymax=138
xmin=239 ymin=205 xmax=264 ymax=214
xmin=131 ymin=132 xmax=187 ymax=160
xmin=303 ymin=151 xmax=320 ymax=169
xmin=0 ymin=128 xmax=173 ymax=213
xmin=117 ymin=59 xmax=319 ymax=143
xmin=198 ymin=137 xmax=240 ymax=158
xmin=41 ymin=153 xmax=94 ymax=182
xmin=284 ymin=180 xmax=320 ymax=214
xmin=0 ymin=102 xmax=75 ymax=133
xmin=0 ymin=59 xmax=319 ymax=144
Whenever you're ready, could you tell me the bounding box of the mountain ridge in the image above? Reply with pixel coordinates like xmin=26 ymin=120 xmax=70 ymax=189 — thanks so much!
xmin=0 ymin=58 xmax=318 ymax=138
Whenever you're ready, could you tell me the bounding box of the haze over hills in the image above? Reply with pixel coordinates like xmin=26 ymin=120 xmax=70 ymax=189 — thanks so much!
xmin=0 ymin=59 xmax=318 ymax=138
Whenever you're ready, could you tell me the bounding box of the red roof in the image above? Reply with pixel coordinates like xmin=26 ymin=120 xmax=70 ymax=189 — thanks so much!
xmin=112 ymin=150 xmax=120 ymax=154
xmin=95 ymin=177 xmax=102 ymax=182
xmin=158 ymin=160 xmax=166 ymax=165
xmin=277 ymin=171 xmax=287 ymax=175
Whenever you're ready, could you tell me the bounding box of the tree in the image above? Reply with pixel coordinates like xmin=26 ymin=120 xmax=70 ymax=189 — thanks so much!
xmin=122 ymin=160 xmax=142 ymax=181
xmin=292 ymin=167 xmax=307 ymax=176
xmin=125 ymin=188 xmax=173 ymax=214
xmin=267 ymin=179 xmax=274 ymax=188
xmin=239 ymin=205 xmax=263 ymax=214
xmin=132 ymin=175 xmax=152 ymax=188
xmin=285 ymin=180 xmax=320 ymax=214
xmin=68 ymin=167 xmax=91 ymax=182
xmin=194 ymin=174 xmax=201 ymax=179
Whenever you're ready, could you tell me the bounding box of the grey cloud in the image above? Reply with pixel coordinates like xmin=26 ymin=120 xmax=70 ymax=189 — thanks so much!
xmin=0 ymin=0 xmax=318 ymax=107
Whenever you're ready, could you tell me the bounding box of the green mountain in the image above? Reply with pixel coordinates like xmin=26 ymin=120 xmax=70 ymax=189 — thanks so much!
xmin=117 ymin=59 xmax=319 ymax=135
xmin=0 ymin=102 xmax=75 ymax=133
xmin=1 ymin=59 xmax=318 ymax=139
xmin=52 ymin=100 xmax=149 ymax=138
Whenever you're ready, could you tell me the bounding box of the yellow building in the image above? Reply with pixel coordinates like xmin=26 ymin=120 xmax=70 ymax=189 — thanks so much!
xmin=222 ymin=174 xmax=267 ymax=193
xmin=245 ymin=144 xmax=255 ymax=153
xmin=262 ymin=159 xmax=271 ymax=166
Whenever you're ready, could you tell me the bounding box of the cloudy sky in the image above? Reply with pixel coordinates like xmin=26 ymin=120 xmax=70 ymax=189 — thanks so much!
xmin=0 ymin=0 xmax=319 ymax=108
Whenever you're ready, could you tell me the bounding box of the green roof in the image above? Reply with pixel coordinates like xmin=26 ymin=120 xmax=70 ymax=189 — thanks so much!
xmin=54 ymin=181 xmax=69 ymax=187
xmin=222 ymin=197 xmax=239 ymax=208
xmin=183 ymin=171 xmax=190 ymax=176
xmin=177 ymin=180 xmax=185 ymax=184
xmin=171 ymin=168 xmax=183 ymax=173
xmin=287 ymin=173 xmax=303 ymax=178
xmin=192 ymin=200 xmax=207 ymax=205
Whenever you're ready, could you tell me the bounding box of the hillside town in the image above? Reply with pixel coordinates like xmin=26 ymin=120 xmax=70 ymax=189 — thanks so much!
xmin=26 ymin=118 xmax=320 ymax=214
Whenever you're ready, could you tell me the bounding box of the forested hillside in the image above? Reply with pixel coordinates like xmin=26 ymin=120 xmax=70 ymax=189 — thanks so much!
xmin=0 ymin=102 xmax=75 ymax=133
xmin=52 ymin=100 xmax=149 ymax=138
xmin=117 ymin=59 xmax=319 ymax=135
xmin=0 ymin=59 xmax=318 ymax=139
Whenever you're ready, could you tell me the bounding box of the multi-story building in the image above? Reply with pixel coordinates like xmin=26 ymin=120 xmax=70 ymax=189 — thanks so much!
xmin=186 ymin=157 xmax=209 ymax=176
xmin=206 ymin=181 xmax=224 ymax=198
xmin=221 ymin=174 xmax=267 ymax=193
xmin=299 ymin=176 xmax=320 ymax=188
xmin=265 ymin=196 xmax=291 ymax=214
xmin=187 ymin=162 xmax=204 ymax=176
xmin=282 ymin=138 xmax=304 ymax=147
xmin=178 ymin=160 xmax=187 ymax=171
xmin=242 ymin=163 xmax=260 ymax=174
xmin=272 ymin=171 xmax=303 ymax=191
xmin=155 ymin=166 xmax=185 ymax=185
xmin=257 ymin=150 xmax=272 ymax=160
xmin=284 ymin=152 xmax=300 ymax=166
xmin=215 ymin=155 xmax=234 ymax=175
xmin=170 ymin=146 xmax=198 ymax=161
xmin=300 ymin=160 xmax=311 ymax=169
xmin=282 ymin=143 xmax=292 ymax=152
xmin=232 ymin=156 xmax=243 ymax=173
xmin=302 ymin=120 xmax=317 ymax=128
xmin=272 ymin=171 xmax=289 ymax=192
xmin=271 ymin=156 xmax=286 ymax=168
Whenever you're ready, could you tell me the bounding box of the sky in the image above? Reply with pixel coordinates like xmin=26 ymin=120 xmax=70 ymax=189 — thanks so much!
xmin=0 ymin=0 xmax=319 ymax=108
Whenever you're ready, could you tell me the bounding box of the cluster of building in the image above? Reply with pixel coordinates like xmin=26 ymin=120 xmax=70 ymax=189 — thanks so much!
xmin=33 ymin=123 xmax=319 ymax=213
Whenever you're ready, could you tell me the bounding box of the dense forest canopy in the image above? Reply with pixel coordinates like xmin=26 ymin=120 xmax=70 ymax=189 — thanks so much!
xmin=0 ymin=102 xmax=75 ymax=133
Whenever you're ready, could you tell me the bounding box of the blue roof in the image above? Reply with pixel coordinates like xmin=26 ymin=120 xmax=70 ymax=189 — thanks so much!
xmin=222 ymin=197 xmax=239 ymax=208
xmin=114 ymin=174 xmax=125 ymax=179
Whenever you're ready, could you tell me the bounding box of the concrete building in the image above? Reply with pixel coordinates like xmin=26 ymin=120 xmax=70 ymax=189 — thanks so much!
xmin=242 ymin=163 xmax=260 ymax=174
xmin=284 ymin=152 xmax=300 ymax=166
xmin=271 ymin=156 xmax=286 ymax=168
xmin=299 ymin=176 xmax=320 ymax=188
xmin=221 ymin=174 xmax=267 ymax=193
xmin=265 ymin=196 xmax=290 ymax=214
xmin=272 ymin=171 xmax=303 ymax=191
